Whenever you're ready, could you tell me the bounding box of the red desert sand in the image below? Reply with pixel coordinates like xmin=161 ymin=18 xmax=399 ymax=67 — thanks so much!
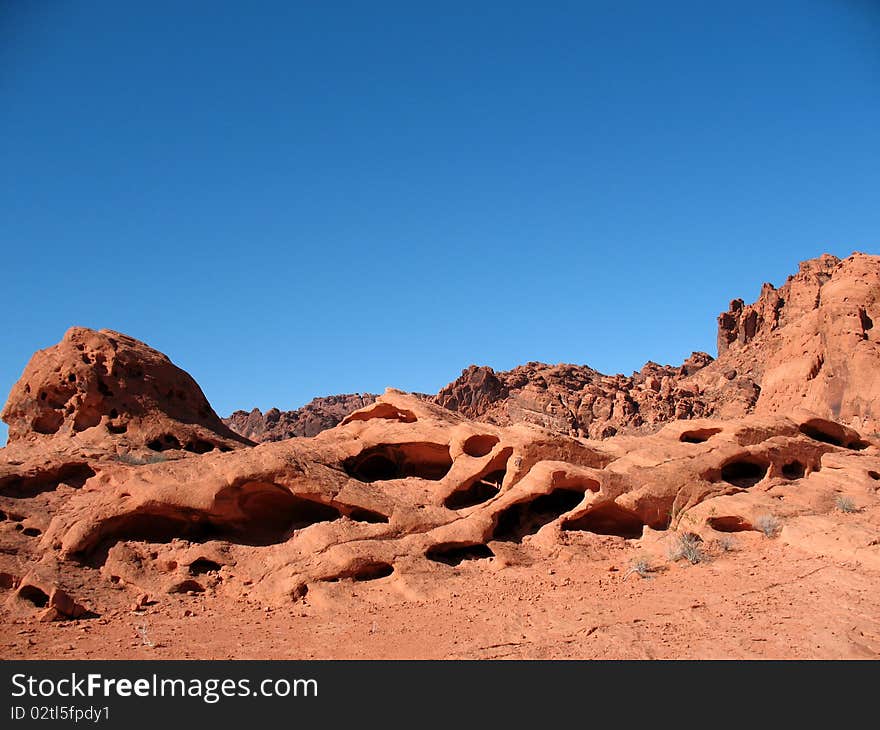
xmin=2 ymin=252 xmax=879 ymax=659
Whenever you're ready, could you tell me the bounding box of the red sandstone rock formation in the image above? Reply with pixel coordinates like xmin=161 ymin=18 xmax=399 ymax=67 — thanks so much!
xmin=225 ymin=393 xmax=377 ymax=442
xmin=707 ymin=253 xmax=880 ymax=433
xmin=2 ymin=252 xmax=880 ymax=658
xmin=433 ymin=252 xmax=880 ymax=438
xmin=4 ymin=389 xmax=878 ymax=625
xmin=2 ymin=327 xmax=252 ymax=454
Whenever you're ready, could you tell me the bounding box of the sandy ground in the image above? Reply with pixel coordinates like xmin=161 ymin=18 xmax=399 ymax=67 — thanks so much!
xmin=3 ymin=535 xmax=878 ymax=660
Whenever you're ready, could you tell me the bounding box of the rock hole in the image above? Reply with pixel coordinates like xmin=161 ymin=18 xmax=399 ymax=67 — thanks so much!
xmin=147 ymin=434 xmax=182 ymax=451
xmin=22 ymin=527 xmax=42 ymax=537
xmin=290 ymin=583 xmax=308 ymax=602
xmin=680 ymin=428 xmax=722 ymax=444
xmin=18 ymin=585 xmax=49 ymax=608
xmin=107 ymin=422 xmax=128 ymax=434
xmin=352 ymin=562 xmax=394 ymax=581
xmin=184 ymin=439 xmax=215 ymax=454
xmin=168 ymin=579 xmax=205 ymax=594
xmin=32 ymin=411 xmax=64 ymax=435
xmin=707 ymin=515 xmax=752 ymax=532
xmin=0 ymin=572 xmax=18 ymax=590
xmin=67 ymin=373 xmax=76 ymax=383
xmin=425 ymin=542 xmax=494 ymax=566
xmin=0 ymin=463 xmax=96 ymax=498
xmin=343 ymin=443 xmax=453 ymax=482
xmin=869 ymin=471 xmax=880 ymax=481
xmin=462 ymin=434 xmax=500 ymax=457
xmin=97 ymin=379 xmax=113 ymax=397
xmin=72 ymin=484 xmax=349 ymax=564
xmin=322 ymin=561 xmax=394 ymax=582
xmin=444 ymin=471 xmax=505 ymax=509
xmin=76 ymin=513 xmax=220 ymax=565
xmin=492 ymin=488 xmax=585 ymax=542
xmin=798 ymin=419 xmax=866 ymax=449
xmin=860 ymin=307 xmax=873 ymax=332
xmin=782 ymin=461 xmax=805 ymax=480
xmin=561 ymin=502 xmax=646 ymax=539
xmin=347 ymin=507 xmax=389 ymax=524
xmin=444 ymin=447 xmax=512 ymax=509
xmin=342 ymin=403 xmax=416 ymax=424
xmin=721 ymin=459 xmax=769 ymax=488
xmin=189 ymin=558 xmax=222 ymax=575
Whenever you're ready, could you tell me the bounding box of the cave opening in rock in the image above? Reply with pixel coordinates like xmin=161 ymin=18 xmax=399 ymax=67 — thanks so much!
xmin=343 ymin=403 xmax=416 ymax=424
xmin=0 ymin=463 xmax=96 ymax=498
xmin=232 ymin=485 xmax=342 ymax=540
xmin=707 ymin=515 xmax=751 ymax=532
xmin=444 ymin=448 xmax=512 ymax=509
xmin=17 ymin=585 xmax=49 ymax=608
xmin=184 ymin=439 xmax=216 ymax=454
xmin=343 ymin=443 xmax=453 ymax=482
xmin=799 ymin=423 xmax=843 ymax=446
xmin=426 ymin=542 xmax=495 ymax=566
xmin=721 ymin=459 xmax=769 ymax=488
xmin=444 ymin=469 xmax=505 ymax=509
xmin=782 ymin=461 xmax=805 ymax=480
xmin=680 ymin=428 xmax=722 ymax=444
xmin=321 ymin=561 xmax=394 ymax=582
xmin=189 ymin=558 xmax=222 ymax=575
xmin=561 ymin=502 xmax=646 ymax=539
xmin=168 ymin=579 xmax=204 ymax=594
xmin=798 ymin=420 xmax=867 ymax=450
xmin=347 ymin=507 xmax=389 ymax=524
xmin=492 ymin=488 xmax=585 ymax=542
xmin=74 ymin=483 xmax=350 ymax=565
xmin=147 ymin=434 xmax=182 ymax=452
xmin=462 ymin=434 xmax=500 ymax=457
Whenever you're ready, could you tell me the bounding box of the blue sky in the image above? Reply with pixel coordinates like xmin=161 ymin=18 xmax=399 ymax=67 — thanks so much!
xmin=2 ymin=1 xmax=879 ymax=445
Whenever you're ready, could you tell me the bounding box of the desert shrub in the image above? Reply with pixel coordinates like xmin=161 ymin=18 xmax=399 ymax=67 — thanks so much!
xmin=669 ymin=532 xmax=705 ymax=565
xmin=754 ymin=514 xmax=781 ymax=538
xmin=835 ymin=495 xmax=858 ymax=513
xmin=624 ymin=556 xmax=652 ymax=579
xmin=116 ymin=453 xmax=168 ymax=466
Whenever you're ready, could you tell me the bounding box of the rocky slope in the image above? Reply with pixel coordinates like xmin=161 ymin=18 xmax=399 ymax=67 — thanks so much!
xmin=225 ymin=252 xmax=880 ymax=442
xmin=225 ymin=394 xmax=377 ymax=442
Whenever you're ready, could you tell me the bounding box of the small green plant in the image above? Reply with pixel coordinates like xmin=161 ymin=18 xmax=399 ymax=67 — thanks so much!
xmin=754 ymin=514 xmax=781 ymax=538
xmin=669 ymin=532 xmax=705 ymax=565
xmin=835 ymin=495 xmax=858 ymax=513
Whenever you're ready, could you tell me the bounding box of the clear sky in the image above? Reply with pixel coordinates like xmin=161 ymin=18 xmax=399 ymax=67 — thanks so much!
xmin=2 ymin=1 xmax=879 ymax=445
